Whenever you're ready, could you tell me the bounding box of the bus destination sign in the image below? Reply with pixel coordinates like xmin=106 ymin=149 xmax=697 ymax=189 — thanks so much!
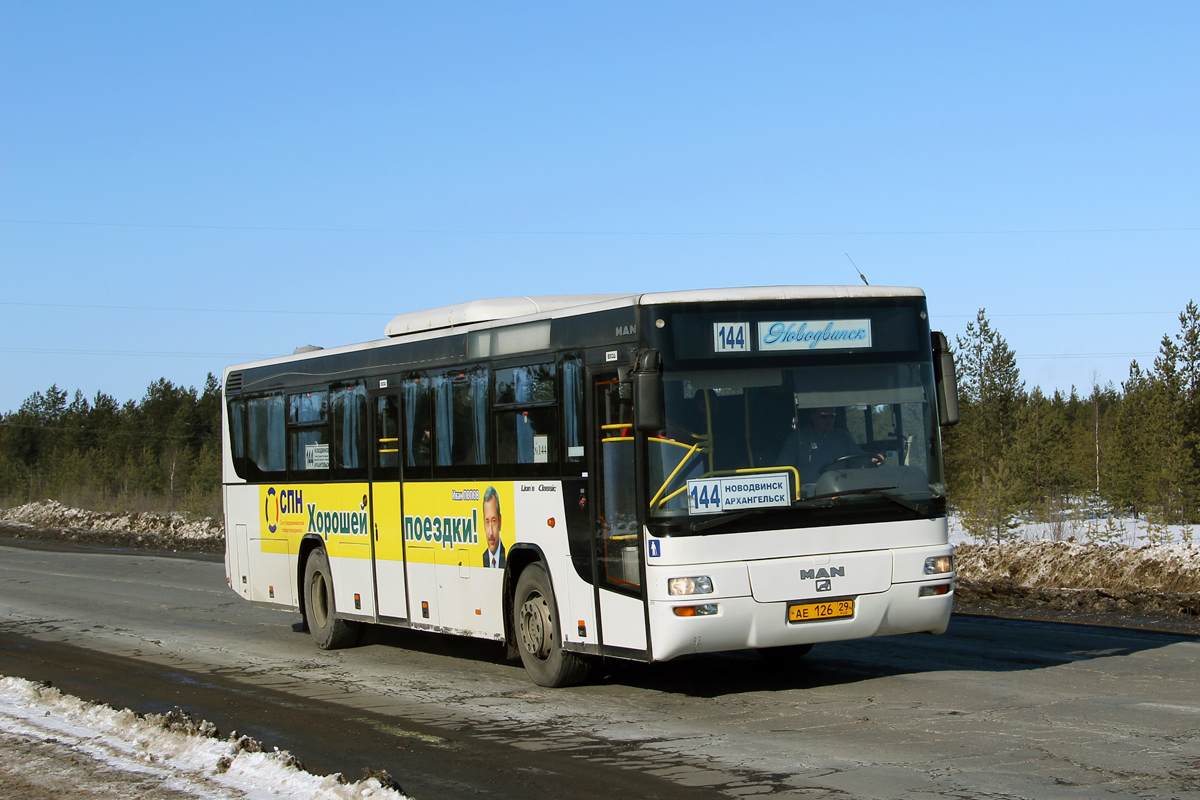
xmin=759 ymin=319 xmax=872 ymax=352
xmin=713 ymin=320 xmax=873 ymax=353
xmin=687 ymin=473 xmax=792 ymax=515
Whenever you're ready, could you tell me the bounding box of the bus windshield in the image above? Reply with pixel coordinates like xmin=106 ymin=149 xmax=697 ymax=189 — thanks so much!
xmin=647 ymin=361 xmax=945 ymax=529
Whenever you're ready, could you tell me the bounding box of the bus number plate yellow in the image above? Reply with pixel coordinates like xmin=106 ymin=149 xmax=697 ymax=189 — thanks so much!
xmin=787 ymin=599 xmax=854 ymax=623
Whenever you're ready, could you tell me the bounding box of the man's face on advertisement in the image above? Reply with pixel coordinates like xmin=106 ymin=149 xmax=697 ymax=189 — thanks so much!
xmin=484 ymin=495 xmax=501 ymax=553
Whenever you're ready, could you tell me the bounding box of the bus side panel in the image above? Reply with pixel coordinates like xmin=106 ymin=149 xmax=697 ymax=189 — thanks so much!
xmin=223 ymin=484 xmax=256 ymax=601
xmin=598 ymin=589 xmax=648 ymax=651
xmin=371 ymin=481 xmax=407 ymax=620
xmin=510 ymin=481 xmax=598 ymax=649
xmin=303 ymin=483 xmax=377 ymax=619
xmin=327 ymin=544 xmax=375 ymax=619
xmin=224 ymin=483 xmax=295 ymax=607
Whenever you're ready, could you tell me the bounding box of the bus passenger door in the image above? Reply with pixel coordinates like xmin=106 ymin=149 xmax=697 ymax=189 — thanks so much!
xmin=370 ymin=390 xmax=408 ymax=621
xmin=592 ymin=372 xmax=648 ymax=653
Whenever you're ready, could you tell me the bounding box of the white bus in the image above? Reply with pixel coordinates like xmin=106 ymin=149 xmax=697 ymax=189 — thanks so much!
xmin=221 ymin=286 xmax=960 ymax=687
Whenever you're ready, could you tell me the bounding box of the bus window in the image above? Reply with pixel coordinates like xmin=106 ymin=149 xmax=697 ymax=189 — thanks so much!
xmin=403 ymin=376 xmax=432 ymax=476
xmin=433 ymin=369 xmax=488 ymax=470
xmin=245 ymin=393 xmax=285 ymax=476
xmin=288 ymin=390 xmax=329 ymax=474
xmin=227 ymin=398 xmax=246 ymax=467
xmin=594 ymin=375 xmax=639 ymax=592
xmin=496 ymin=407 xmax=558 ymax=465
xmin=330 ymin=382 xmax=368 ymax=475
xmin=496 ymin=363 xmax=555 ymax=404
xmin=563 ymin=356 xmax=585 ymax=467
xmin=373 ymin=394 xmax=401 ymax=473
xmin=494 ymin=361 xmax=558 ymax=475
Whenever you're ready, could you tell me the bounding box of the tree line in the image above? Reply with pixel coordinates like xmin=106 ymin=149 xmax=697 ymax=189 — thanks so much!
xmin=0 ymin=375 xmax=222 ymax=516
xmin=946 ymin=301 xmax=1199 ymax=544
xmin=2 ymin=302 xmax=1198 ymax=538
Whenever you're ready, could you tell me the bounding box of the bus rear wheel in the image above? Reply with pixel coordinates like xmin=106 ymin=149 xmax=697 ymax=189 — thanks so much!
xmin=513 ymin=563 xmax=589 ymax=688
xmin=303 ymin=548 xmax=359 ymax=650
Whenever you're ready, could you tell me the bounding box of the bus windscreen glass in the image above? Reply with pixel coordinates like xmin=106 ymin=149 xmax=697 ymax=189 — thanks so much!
xmin=648 ymin=361 xmax=945 ymax=528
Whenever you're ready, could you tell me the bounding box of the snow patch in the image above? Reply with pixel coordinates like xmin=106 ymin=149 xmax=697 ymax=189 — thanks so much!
xmin=0 ymin=676 xmax=409 ymax=800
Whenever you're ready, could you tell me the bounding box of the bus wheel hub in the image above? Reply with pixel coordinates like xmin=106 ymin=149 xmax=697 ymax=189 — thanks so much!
xmin=520 ymin=594 xmax=551 ymax=660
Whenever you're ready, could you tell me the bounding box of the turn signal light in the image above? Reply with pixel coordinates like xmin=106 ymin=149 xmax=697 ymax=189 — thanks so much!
xmin=673 ymin=604 xmax=718 ymax=617
xmin=919 ymin=584 xmax=952 ymax=597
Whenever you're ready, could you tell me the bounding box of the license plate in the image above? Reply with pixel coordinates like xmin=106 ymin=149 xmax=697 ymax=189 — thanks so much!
xmin=787 ymin=598 xmax=855 ymax=623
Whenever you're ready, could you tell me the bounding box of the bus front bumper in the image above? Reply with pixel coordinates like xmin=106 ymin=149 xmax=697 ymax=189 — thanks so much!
xmin=647 ymin=580 xmax=954 ymax=662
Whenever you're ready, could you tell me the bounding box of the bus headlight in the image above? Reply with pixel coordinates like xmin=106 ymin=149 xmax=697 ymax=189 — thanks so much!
xmin=924 ymin=555 xmax=954 ymax=575
xmin=668 ymin=576 xmax=713 ymax=596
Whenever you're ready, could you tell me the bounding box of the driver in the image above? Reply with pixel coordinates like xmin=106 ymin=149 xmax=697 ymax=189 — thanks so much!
xmin=776 ymin=407 xmax=882 ymax=485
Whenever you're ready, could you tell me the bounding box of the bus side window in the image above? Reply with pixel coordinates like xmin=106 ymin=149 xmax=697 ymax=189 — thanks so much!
xmin=494 ymin=362 xmax=558 ymax=476
xmin=433 ymin=369 xmax=489 ymax=473
xmin=374 ymin=394 xmax=401 ymax=472
xmin=245 ymin=393 xmax=285 ymax=478
xmin=330 ymin=381 xmax=368 ymax=478
xmin=563 ymin=356 xmax=585 ymax=472
xmin=288 ymin=390 xmax=330 ymax=476
xmin=226 ymin=398 xmax=246 ymax=477
xmin=403 ymin=375 xmax=433 ymax=477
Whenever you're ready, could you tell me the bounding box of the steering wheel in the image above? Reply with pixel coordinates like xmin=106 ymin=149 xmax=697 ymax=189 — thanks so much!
xmin=819 ymin=453 xmax=881 ymax=473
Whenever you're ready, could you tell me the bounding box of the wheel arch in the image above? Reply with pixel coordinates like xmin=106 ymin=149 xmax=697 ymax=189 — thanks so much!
xmin=296 ymin=534 xmax=326 ymax=622
xmin=503 ymin=543 xmax=550 ymax=659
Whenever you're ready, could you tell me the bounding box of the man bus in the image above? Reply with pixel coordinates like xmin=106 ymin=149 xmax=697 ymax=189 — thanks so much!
xmin=222 ymin=286 xmax=959 ymax=686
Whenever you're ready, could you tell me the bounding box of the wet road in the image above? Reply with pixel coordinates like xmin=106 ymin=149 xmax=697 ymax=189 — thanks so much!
xmin=1 ymin=539 xmax=1198 ymax=799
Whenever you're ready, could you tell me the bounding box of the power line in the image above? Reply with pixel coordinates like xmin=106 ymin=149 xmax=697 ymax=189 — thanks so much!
xmin=0 ymin=299 xmax=1180 ymax=320
xmin=2 ymin=218 xmax=1198 ymax=237
xmin=0 ymin=301 xmax=391 ymax=318
xmin=937 ymin=311 xmax=1174 ymax=319
xmin=1019 ymin=353 xmax=1157 ymax=360
xmin=0 ymin=344 xmax=1162 ymax=363
xmin=0 ymin=347 xmax=272 ymax=359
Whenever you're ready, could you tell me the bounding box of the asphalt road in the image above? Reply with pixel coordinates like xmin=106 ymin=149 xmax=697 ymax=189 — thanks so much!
xmin=1 ymin=538 xmax=1198 ymax=800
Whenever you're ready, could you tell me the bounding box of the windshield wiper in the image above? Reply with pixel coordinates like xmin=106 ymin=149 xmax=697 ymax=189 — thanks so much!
xmin=685 ymin=488 xmax=937 ymax=532
xmin=805 ymin=486 xmax=932 ymax=515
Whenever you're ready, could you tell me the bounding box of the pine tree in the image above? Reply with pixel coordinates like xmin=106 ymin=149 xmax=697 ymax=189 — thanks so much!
xmin=950 ymin=310 xmax=1026 ymax=540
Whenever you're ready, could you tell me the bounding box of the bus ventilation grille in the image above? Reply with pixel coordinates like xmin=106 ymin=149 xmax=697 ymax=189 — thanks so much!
xmin=225 ymin=372 xmax=243 ymax=393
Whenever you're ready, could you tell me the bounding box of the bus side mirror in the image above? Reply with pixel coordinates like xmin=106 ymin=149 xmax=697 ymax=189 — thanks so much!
xmin=931 ymin=331 xmax=960 ymax=426
xmin=633 ymin=349 xmax=664 ymax=433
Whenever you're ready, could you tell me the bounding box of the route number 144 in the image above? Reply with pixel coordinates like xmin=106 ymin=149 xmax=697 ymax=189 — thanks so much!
xmin=714 ymin=322 xmax=750 ymax=353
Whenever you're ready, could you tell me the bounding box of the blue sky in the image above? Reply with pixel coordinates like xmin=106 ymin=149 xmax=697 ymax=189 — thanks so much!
xmin=2 ymin=2 xmax=1197 ymax=413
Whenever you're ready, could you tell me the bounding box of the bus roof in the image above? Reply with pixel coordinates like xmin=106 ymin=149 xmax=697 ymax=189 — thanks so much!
xmin=383 ymin=286 xmax=925 ymax=338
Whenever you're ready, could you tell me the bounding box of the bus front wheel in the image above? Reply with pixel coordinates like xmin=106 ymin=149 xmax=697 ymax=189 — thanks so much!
xmin=513 ymin=563 xmax=589 ymax=688
xmin=303 ymin=548 xmax=359 ymax=650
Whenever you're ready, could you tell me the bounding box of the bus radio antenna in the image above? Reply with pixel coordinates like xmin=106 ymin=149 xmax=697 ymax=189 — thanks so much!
xmin=846 ymin=253 xmax=869 ymax=285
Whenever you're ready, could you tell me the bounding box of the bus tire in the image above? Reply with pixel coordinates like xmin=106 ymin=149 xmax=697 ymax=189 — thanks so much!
xmin=757 ymin=643 xmax=814 ymax=664
xmin=303 ymin=548 xmax=359 ymax=650
xmin=513 ymin=563 xmax=589 ymax=688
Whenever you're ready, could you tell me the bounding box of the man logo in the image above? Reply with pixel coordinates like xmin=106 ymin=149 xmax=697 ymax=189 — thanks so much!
xmin=800 ymin=566 xmax=845 ymax=581
xmin=816 ymin=579 xmax=832 ymax=592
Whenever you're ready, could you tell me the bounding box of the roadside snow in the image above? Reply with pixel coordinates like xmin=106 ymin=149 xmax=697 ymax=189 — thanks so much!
xmin=0 ymin=500 xmax=222 ymax=543
xmin=954 ymin=539 xmax=1200 ymax=594
xmin=0 ymin=676 xmax=408 ymax=800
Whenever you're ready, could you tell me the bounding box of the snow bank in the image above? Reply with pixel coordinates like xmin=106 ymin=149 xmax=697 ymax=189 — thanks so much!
xmin=0 ymin=675 xmax=408 ymax=799
xmin=0 ymin=500 xmax=221 ymax=540
xmin=0 ymin=500 xmax=223 ymax=553
xmin=955 ymin=540 xmax=1200 ymax=594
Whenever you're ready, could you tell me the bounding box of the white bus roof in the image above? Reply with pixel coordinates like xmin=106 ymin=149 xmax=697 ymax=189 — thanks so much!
xmin=384 ymin=286 xmax=924 ymax=338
